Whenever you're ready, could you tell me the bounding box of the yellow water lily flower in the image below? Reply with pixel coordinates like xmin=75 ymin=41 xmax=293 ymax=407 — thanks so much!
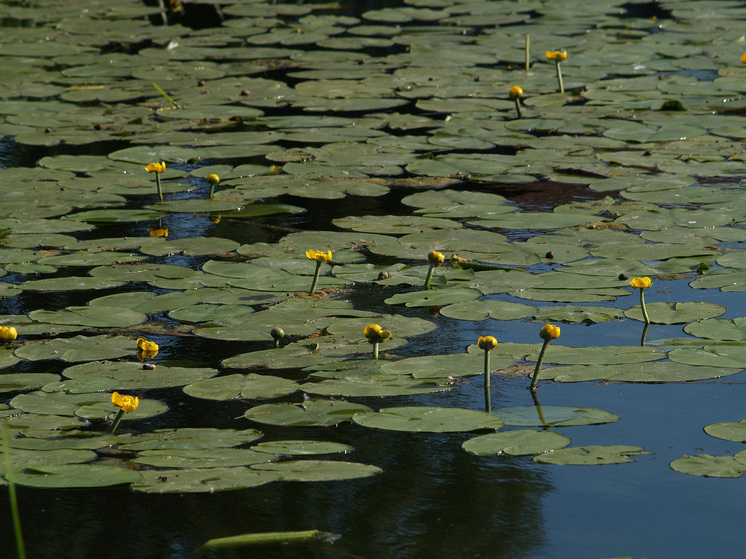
xmin=741 ymin=53 xmax=746 ymax=64
xmin=145 ymin=161 xmax=166 ymax=173
xmin=111 ymin=391 xmax=139 ymax=413
xmin=0 ymin=326 xmax=17 ymax=341
xmin=630 ymin=276 xmax=652 ymax=289
xmin=137 ymin=337 xmax=159 ymax=352
xmin=546 ymin=50 xmax=567 ymax=61
xmin=207 ymin=174 xmax=220 ymax=185
xmin=427 ymin=251 xmax=445 ymax=267
xmin=478 ymin=336 xmax=498 ymax=351
xmin=363 ymin=324 xmax=392 ymax=344
xmin=306 ymin=249 xmax=333 ymax=263
xmin=509 ymin=85 xmax=523 ymax=99
xmin=539 ymin=324 xmax=561 ymax=341
xmin=148 ymin=226 xmax=168 ymax=238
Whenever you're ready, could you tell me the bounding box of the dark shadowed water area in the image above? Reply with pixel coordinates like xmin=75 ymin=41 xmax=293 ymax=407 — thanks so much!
xmin=2 ymin=0 xmax=746 ymax=558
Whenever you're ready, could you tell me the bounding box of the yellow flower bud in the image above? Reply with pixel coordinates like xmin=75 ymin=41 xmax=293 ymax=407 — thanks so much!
xmin=546 ymin=50 xmax=567 ymax=61
xmin=148 ymin=226 xmax=168 ymax=238
xmin=305 ymin=249 xmax=333 ymax=263
xmin=539 ymin=324 xmax=561 ymax=341
xmin=428 ymin=251 xmax=445 ymax=267
xmin=509 ymin=85 xmax=523 ymax=99
xmin=364 ymin=324 xmax=391 ymax=344
xmin=136 ymin=337 xmax=159 ymax=353
xmin=478 ymin=336 xmax=498 ymax=351
xmin=0 ymin=326 xmax=17 ymax=341
xmin=111 ymin=391 xmax=139 ymax=413
xmin=207 ymin=173 xmax=220 ymax=185
xmin=741 ymin=53 xmax=746 ymax=64
xmin=630 ymin=277 xmax=652 ymax=289
xmin=145 ymin=161 xmax=166 ymax=173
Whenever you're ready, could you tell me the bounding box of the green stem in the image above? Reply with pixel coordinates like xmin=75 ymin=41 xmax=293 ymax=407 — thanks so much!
xmin=513 ymin=98 xmax=522 ymax=119
xmin=424 ymin=263 xmax=435 ymax=290
xmin=640 ymin=321 xmax=649 ymax=347
xmin=202 ymin=529 xmax=329 ymax=549
xmin=2 ymin=422 xmax=26 ymax=559
xmin=155 ymin=173 xmax=163 ymax=202
xmin=530 ymin=391 xmax=548 ymax=428
xmin=373 ymin=342 xmax=379 ymax=360
xmin=529 ymin=339 xmax=551 ymax=392
xmin=525 ymin=34 xmax=530 ymax=71
xmin=484 ymin=349 xmax=491 ymax=412
xmin=639 ymin=288 xmax=650 ymax=325
xmin=555 ymin=61 xmax=564 ymax=93
xmin=309 ymin=261 xmax=322 ymax=295
xmin=209 ymin=183 xmax=215 ymax=199
xmin=109 ymin=409 xmax=125 ymax=434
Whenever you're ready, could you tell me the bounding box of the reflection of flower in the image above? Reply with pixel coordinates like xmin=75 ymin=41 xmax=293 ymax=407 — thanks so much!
xmin=364 ymin=324 xmax=392 ymax=344
xmin=478 ymin=336 xmax=498 ymax=350
xmin=630 ymin=276 xmax=652 ymax=289
xmin=546 ymin=50 xmax=567 ymax=61
xmin=149 ymin=226 xmax=168 ymax=238
xmin=539 ymin=324 xmax=561 ymax=341
xmin=208 ymin=214 xmax=221 ymax=224
xmin=0 ymin=326 xmax=17 ymax=341
xmin=137 ymin=337 xmax=159 ymax=352
xmin=145 ymin=161 xmax=166 ymax=173
xmin=509 ymin=86 xmax=523 ymax=99
xmin=306 ymin=249 xmax=332 ymax=263
xmin=112 ymin=391 xmax=139 ymax=413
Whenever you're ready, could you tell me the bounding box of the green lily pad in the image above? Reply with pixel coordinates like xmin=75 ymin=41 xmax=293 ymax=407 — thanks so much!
xmin=10 ymin=464 xmax=142 ymax=488
xmin=669 ymin=453 xmax=746 ymax=478
xmin=463 ymin=429 xmax=572 ymax=456
xmin=251 ymin=459 xmax=382 ymax=481
xmin=704 ymin=421 xmax=746 ymax=443
xmin=131 ymin=468 xmax=280 ymax=493
xmin=439 ymin=300 xmax=535 ymax=321
xmin=75 ymin=397 xmax=169 ymax=422
xmin=497 ymin=406 xmax=620 ymax=427
xmin=14 ymin=335 xmax=135 ymax=362
xmin=546 ymin=362 xmax=738 ymax=383
xmin=0 ymin=373 xmax=61 ymax=393
xmin=133 ymin=448 xmax=276 ymax=469
xmin=0 ymin=448 xmax=97 ymax=475
xmin=243 ymin=399 xmax=371 ymax=427
xmin=118 ymin=428 xmax=263 ymax=451
xmin=380 ymin=351 xmax=515 ymax=379
xmin=352 ymin=406 xmax=504 ymax=433
xmin=62 ymin=361 xmax=218 ymax=390
xmin=302 ymin=375 xmax=452 ymax=397
xmin=668 ymin=345 xmax=746 ymax=368
xmin=533 ymin=445 xmax=650 ymax=465
xmin=624 ymin=302 xmax=726 ymax=324
xmin=684 ymin=318 xmax=746 ymax=341
xmin=29 ymin=306 xmax=147 ymax=328
xmin=252 ymin=440 xmax=353 ymax=456
xmin=384 ymin=287 xmax=483 ymax=307
xmin=183 ymin=373 xmax=299 ymax=401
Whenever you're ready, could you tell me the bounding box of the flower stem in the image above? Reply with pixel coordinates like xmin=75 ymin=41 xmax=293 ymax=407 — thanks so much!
xmin=209 ymin=183 xmax=215 ymax=199
xmin=484 ymin=349 xmax=491 ymax=411
xmin=309 ymin=261 xmax=322 ymax=295
xmin=373 ymin=342 xmax=379 ymax=360
xmin=555 ymin=61 xmax=564 ymax=93
xmin=2 ymin=423 xmax=26 ymax=559
xmin=639 ymin=288 xmax=650 ymax=325
xmin=424 ymin=263 xmax=435 ymax=290
xmin=530 ymin=339 xmax=551 ymax=392
xmin=640 ymin=322 xmax=649 ymax=347
xmin=155 ymin=173 xmax=163 ymax=202
xmin=109 ymin=409 xmax=125 ymax=434
xmin=513 ymin=98 xmax=522 ymax=119
xmin=525 ymin=34 xmax=530 ymax=71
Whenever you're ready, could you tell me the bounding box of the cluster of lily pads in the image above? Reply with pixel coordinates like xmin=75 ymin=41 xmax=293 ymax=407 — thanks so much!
xmin=3 ymin=0 xmax=746 ymax=501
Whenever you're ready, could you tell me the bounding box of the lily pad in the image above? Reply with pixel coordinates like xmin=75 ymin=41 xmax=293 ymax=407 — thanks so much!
xmin=131 ymin=468 xmax=280 ymax=493
xmin=252 ymin=440 xmax=354 ymax=456
xmin=251 ymin=459 xmax=382 ymax=481
xmin=533 ymin=445 xmax=650 ymax=465
xmin=133 ymin=448 xmax=276 ymax=469
xmin=704 ymin=421 xmax=746 ymax=443
xmin=463 ymin=429 xmax=572 ymax=456
xmin=624 ymin=302 xmax=727 ymax=324
xmin=10 ymin=464 xmax=142 ymax=488
xmin=352 ymin=406 xmax=504 ymax=432
xmin=183 ymin=373 xmax=299 ymax=401
xmin=669 ymin=454 xmax=746 ymax=478
xmin=497 ymin=406 xmax=620 ymax=427
xmin=243 ymin=399 xmax=371 ymax=427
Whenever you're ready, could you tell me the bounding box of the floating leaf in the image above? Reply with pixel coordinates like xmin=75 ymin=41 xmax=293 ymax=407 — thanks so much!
xmin=463 ymin=429 xmax=572 ymax=456
xmin=252 ymin=440 xmax=353 ymax=456
xmin=704 ymin=421 xmax=746 ymax=443
xmin=624 ymin=302 xmax=726 ymax=324
xmin=243 ymin=400 xmax=371 ymax=427
xmin=10 ymin=464 xmax=142 ymax=488
xmin=118 ymin=428 xmax=262 ymax=451
xmin=533 ymin=445 xmax=650 ymax=465
xmin=352 ymin=406 xmax=504 ymax=433
xmin=252 ymin=459 xmax=382 ymax=481
xmin=498 ymin=406 xmax=620 ymax=427
xmin=133 ymin=448 xmax=276 ymax=469
xmin=183 ymin=373 xmax=298 ymax=401
xmin=669 ymin=454 xmax=746 ymax=478
xmin=131 ymin=468 xmax=280 ymax=493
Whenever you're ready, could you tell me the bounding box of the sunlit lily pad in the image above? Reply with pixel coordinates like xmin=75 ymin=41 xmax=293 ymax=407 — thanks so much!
xmin=624 ymin=302 xmax=726 ymax=324
xmin=131 ymin=468 xmax=280 ymax=493
xmin=252 ymin=459 xmax=383 ymax=481
xmin=29 ymin=306 xmax=147 ymax=328
xmin=352 ymin=406 xmax=504 ymax=432
xmin=668 ymin=345 xmax=746 ymax=369
xmin=0 ymin=373 xmax=61 ymax=393
xmin=497 ymin=406 xmax=620 ymax=427
xmin=302 ymin=375 xmax=452 ymax=397
xmin=133 ymin=448 xmax=276 ymax=469
xmin=384 ymin=287 xmax=483 ymax=307
xmin=14 ymin=335 xmax=135 ymax=362
xmin=10 ymin=464 xmax=142 ymax=488
xmin=380 ymin=351 xmax=515 ymax=379
xmin=183 ymin=373 xmax=299 ymax=401
xmin=669 ymin=453 xmax=746 ymax=478
xmin=463 ymin=429 xmax=572 ymax=456
xmin=704 ymin=421 xmax=746 ymax=443
xmin=252 ymin=440 xmax=353 ymax=456
xmin=546 ymin=362 xmax=738 ymax=383
xmin=244 ymin=399 xmax=371 ymax=427
xmin=684 ymin=318 xmax=746 ymax=341
xmin=533 ymin=445 xmax=650 ymax=465
xmin=62 ymin=361 xmax=217 ymax=390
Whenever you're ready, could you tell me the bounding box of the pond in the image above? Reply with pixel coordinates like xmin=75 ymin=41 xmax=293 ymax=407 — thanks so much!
xmin=2 ymin=0 xmax=746 ymax=557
